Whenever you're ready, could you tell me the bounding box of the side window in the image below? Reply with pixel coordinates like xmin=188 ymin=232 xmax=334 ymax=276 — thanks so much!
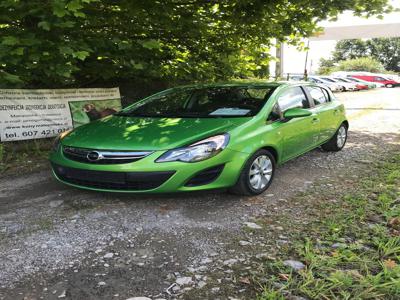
xmin=321 ymin=88 xmax=330 ymax=102
xmin=374 ymin=77 xmax=385 ymax=81
xmin=277 ymin=87 xmax=310 ymax=112
xmin=305 ymin=86 xmax=328 ymax=106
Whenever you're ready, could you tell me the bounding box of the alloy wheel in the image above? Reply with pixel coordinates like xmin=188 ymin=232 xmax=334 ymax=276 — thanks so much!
xmin=249 ymin=155 xmax=273 ymax=191
xmin=337 ymin=126 xmax=347 ymax=148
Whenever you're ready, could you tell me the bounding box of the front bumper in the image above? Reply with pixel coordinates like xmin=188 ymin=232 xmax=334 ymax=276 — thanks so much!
xmin=49 ymin=146 xmax=249 ymax=193
xmin=331 ymin=86 xmax=342 ymax=92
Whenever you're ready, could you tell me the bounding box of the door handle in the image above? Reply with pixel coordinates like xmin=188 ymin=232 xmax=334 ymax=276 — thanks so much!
xmin=311 ymin=117 xmax=319 ymax=124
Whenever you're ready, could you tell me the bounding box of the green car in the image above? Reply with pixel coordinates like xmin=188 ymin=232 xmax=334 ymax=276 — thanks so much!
xmin=50 ymin=82 xmax=348 ymax=195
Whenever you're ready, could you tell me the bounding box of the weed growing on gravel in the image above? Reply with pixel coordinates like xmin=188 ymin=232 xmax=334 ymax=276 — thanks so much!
xmin=0 ymin=140 xmax=51 ymax=175
xmin=257 ymin=154 xmax=400 ymax=300
xmin=36 ymin=217 xmax=54 ymax=231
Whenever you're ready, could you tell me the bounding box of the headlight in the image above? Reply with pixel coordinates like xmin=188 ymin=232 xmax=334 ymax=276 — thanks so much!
xmin=156 ymin=133 xmax=229 ymax=163
xmin=52 ymin=129 xmax=72 ymax=151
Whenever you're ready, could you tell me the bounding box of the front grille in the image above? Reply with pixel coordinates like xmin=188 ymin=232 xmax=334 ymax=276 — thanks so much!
xmin=63 ymin=146 xmax=152 ymax=164
xmin=52 ymin=163 xmax=175 ymax=190
xmin=185 ymin=164 xmax=224 ymax=187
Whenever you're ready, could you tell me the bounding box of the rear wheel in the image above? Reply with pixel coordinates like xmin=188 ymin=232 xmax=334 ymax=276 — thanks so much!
xmin=321 ymin=123 xmax=348 ymax=151
xmin=386 ymin=83 xmax=394 ymax=88
xmin=229 ymin=149 xmax=276 ymax=196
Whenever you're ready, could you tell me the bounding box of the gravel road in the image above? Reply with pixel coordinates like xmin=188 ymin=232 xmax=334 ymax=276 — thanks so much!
xmin=0 ymin=88 xmax=399 ymax=300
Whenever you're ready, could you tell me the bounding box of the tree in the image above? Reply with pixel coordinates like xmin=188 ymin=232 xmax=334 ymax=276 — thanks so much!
xmin=318 ymin=58 xmax=337 ymax=75
xmin=321 ymin=37 xmax=400 ymax=73
xmin=0 ymin=0 xmax=393 ymax=88
xmin=368 ymin=38 xmax=400 ymax=72
xmin=332 ymin=39 xmax=369 ymax=61
xmin=335 ymin=57 xmax=385 ymax=73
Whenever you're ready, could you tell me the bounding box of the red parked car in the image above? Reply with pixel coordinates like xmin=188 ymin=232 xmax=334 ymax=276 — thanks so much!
xmin=351 ymin=75 xmax=399 ymax=88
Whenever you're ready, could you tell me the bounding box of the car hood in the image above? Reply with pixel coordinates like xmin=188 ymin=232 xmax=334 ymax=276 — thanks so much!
xmin=62 ymin=115 xmax=250 ymax=151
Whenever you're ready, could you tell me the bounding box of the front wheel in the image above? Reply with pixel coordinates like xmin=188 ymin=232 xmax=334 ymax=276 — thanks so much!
xmin=229 ymin=149 xmax=276 ymax=196
xmin=321 ymin=123 xmax=348 ymax=151
xmin=385 ymin=84 xmax=394 ymax=88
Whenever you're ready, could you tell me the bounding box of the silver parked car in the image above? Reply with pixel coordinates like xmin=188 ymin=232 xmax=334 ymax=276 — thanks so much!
xmin=319 ymin=77 xmax=358 ymax=91
xmin=308 ymin=76 xmax=342 ymax=92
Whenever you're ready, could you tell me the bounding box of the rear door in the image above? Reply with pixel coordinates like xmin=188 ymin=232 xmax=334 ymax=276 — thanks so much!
xmin=273 ymin=86 xmax=320 ymax=161
xmin=304 ymin=86 xmax=340 ymax=143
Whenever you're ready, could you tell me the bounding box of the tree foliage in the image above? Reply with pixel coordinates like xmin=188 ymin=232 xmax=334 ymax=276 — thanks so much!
xmin=368 ymin=38 xmax=400 ymax=72
xmin=335 ymin=57 xmax=385 ymax=73
xmin=332 ymin=39 xmax=370 ymax=61
xmin=0 ymin=0 xmax=393 ymax=88
xmin=320 ymin=37 xmax=400 ymax=74
xmin=318 ymin=58 xmax=337 ymax=75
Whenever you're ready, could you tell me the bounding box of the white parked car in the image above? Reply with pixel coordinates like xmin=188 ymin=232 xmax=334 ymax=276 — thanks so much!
xmin=319 ymin=77 xmax=358 ymax=91
xmin=308 ymin=76 xmax=342 ymax=92
xmin=332 ymin=77 xmax=364 ymax=91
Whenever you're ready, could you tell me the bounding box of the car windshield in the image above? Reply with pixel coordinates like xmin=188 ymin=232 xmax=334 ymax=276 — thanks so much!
xmin=116 ymin=86 xmax=276 ymax=118
xmin=309 ymin=78 xmax=323 ymax=83
xmin=321 ymin=78 xmax=336 ymax=82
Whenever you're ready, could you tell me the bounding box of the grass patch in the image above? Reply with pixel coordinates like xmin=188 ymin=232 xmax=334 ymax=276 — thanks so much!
xmin=0 ymin=139 xmax=52 ymax=176
xmin=257 ymin=154 xmax=400 ymax=300
xmin=36 ymin=217 xmax=54 ymax=231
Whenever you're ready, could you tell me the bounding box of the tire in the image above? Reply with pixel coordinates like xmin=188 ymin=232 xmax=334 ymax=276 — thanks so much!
xmin=229 ymin=149 xmax=276 ymax=196
xmin=321 ymin=123 xmax=348 ymax=152
xmin=385 ymin=84 xmax=394 ymax=88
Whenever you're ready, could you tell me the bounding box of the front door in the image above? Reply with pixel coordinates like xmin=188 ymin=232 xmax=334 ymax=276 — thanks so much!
xmin=274 ymin=86 xmax=320 ymax=161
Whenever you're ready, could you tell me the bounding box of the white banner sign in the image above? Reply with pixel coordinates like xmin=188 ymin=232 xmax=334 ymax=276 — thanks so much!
xmin=0 ymin=88 xmax=121 ymax=141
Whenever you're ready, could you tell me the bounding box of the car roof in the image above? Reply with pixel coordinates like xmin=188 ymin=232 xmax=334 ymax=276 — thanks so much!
xmin=167 ymin=81 xmax=315 ymax=90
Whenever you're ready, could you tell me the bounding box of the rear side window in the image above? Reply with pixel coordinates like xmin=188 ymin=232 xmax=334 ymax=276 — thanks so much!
xmin=306 ymin=86 xmax=329 ymax=106
xmin=277 ymin=87 xmax=310 ymax=111
xmin=321 ymin=88 xmax=330 ymax=102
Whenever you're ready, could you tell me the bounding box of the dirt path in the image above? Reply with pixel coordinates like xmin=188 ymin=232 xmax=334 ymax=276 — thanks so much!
xmin=0 ymin=88 xmax=399 ymax=300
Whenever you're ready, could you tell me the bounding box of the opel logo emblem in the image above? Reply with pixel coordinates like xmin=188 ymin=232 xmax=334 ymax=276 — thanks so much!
xmin=87 ymin=151 xmax=101 ymax=161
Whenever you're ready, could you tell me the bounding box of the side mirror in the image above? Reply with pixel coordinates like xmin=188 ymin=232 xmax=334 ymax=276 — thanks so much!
xmin=283 ymin=108 xmax=312 ymax=119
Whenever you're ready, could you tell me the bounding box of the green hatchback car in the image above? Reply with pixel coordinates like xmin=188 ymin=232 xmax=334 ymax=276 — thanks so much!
xmin=50 ymin=82 xmax=348 ymax=195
